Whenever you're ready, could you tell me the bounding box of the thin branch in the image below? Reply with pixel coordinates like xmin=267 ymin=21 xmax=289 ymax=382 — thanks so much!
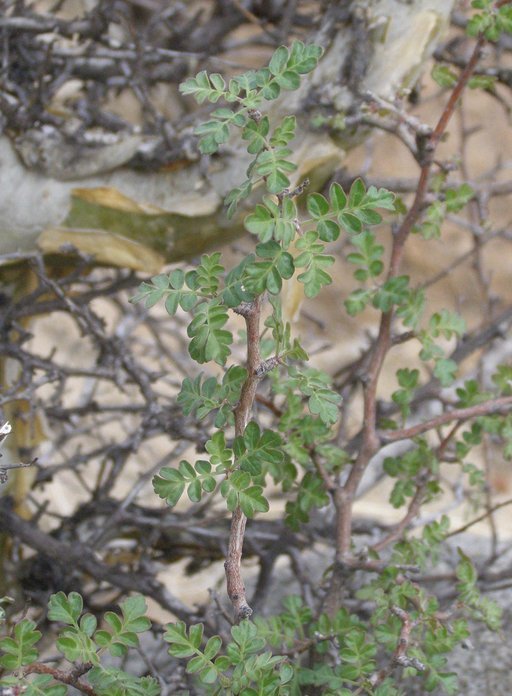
xmin=24 ymin=663 xmax=96 ymax=696
xmin=367 ymin=606 xmax=425 ymax=691
xmin=445 ymin=497 xmax=512 ymax=538
xmin=371 ymin=482 xmax=427 ymax=553
xmin=225 ymin=298 xmax=262 ymax=622
xmin=0 ymin=499 xmax=195 ymax=623
xmin=380 ymin=396 xmax=512 ymax=443
xmin=325 ymin=31 xmax=487 ymax=614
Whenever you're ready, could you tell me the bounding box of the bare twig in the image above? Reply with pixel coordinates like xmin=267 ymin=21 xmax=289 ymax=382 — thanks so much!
xmin=380 ymin=396 xmax=512 ymax=443
xmin=446 ymin=497 xmax=512 ymax=538
xmin=0 ymin=489 xmax=195 ymax=623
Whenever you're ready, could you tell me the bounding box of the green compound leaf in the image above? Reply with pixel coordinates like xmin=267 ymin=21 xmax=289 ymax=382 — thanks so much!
xmin=434 ymin=358 xmax=458 ymax=387
xmin=246 ymin=241 xmax=295 ymax=294
xmin=188 ymin=301 xmax=232 ymax=365
xmin=271 ymin=115 xmax=296 ymax=146
xmin=242 ymin=117 xmax=270 ymax=155
xmin=308 ymin=388 xmax=342 ymax=425
xmin=345 ymin=288 xmax=374 ymax=316
xmin=130 ymin=272 xmax=197 ymax=317
xmin=287 ymin=41 xmax=324 ymax=74
xmin=56 ymin=626 xmax=97 ymax=664
xmin=205 ymin=430 xmax=234 ymax=471
xmin=295 ymin=231 xmax=334 ymax=298
xmin=15 ymin=674 xmax=67 ymax=696
xmin=428 ymin=309 xmax=466 ymax=339
xmin=194 ymin=109 xmax=247 ymax=155
xmin=130 ymin=273 xmax=169 ymax=309
xmin=396 ymin=288 xmax=426 ymax=330
xmin=194 ymin=119 xmax=230 ymax=155
xmin=188 ymin=252 xmax=225 ymax=296
xmin=179 ymin=70 xmax=227 ymax=103
xmin=220 ymin=471 xmax=269 ymax=517
xmin=431 ymin=64 xmax=458 ymax=88
xmin=255 ymin=67 xmax=281 ymax=100
xmin=416 ymin=200 xmax=444 ymax=239
xmin=306 ymin=192 xmax=340 ymax=242
xmin=468 ymin=74 xmax=498 ymax=90
xmin=118 ymin=595 xmax=151 ymax=634
xmin=346 ymin=230 xmax=385 ymax=282
xmin=372 ymin=276 xmax=410 ymax=312
xmin=153 ymin=467 xmax=186 ymax=507
xmin=164 ymin=623 xmax=224 ymax=686
xmin=225 ymin=179 xmax=253 ymax=218
xmin=0 ymin=619 xmax=41 ymax=670
xmin=154 ymin=455 xmax=220 ymax=506
xmin=285 ymin=471 xmax=330 ymax=529
xmin=245 ymin=203 xmax=275 ymax=240
xmin=389 ymin=479 xmax=415 ymax=508
xmin=177 ymin=365 xmax=247 ymax=427
xmin=492 ymin=364 xmax=512 ymax=395
xmin=245 ymin=197 xmax=297 ymax=247
xmin=467 ymin=2 xmax=512 ymax=41
xmin=286 ymin=366 xmax=342 ymax=424
xmin=88 ymin=667 xmax=160 ymax=696
xmin=254 ymin=147 xmax=297 ymax=194
xmin=392 ymin=368 xmax=420 ymax=420
xmin=95 ymin=596 xmax=150 ymax=658
xmin=48 ymin=592 xmax=83 ymax=626
xmin=165 ymin=621 xmax=203 ymax=658
xmin=233 ymin=421 xmax=284 ymax=476
xmin=336 ymin=179 xmax=395 ymax=233
xmin=228 ymin=620 xmax=266 ymax=661
xmin=222 ymin=257 xmax=256 ymax=308
xmin=445 ymin=183 xmax=475 ymax=212
xmin=177 ymin=373 xmax=219 ymax=420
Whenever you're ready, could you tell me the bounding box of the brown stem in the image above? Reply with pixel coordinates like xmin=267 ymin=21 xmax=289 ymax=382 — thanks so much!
xmin=380 ymin=395 xmax=512 ymax=443
xmin=366 ymin=606 xmax=425 ymax=691
xmin=390 ymin=35 xmax=485 ymax=273
xmin=327 ymin=34 xmax=486 ymax=613
xmin=225 ymin=298 xmax=262 ymax=621
xmin=331 ymin=310 xmax=391 ymax=581
xmin=24 ymin=662 xmax=96 ymax=696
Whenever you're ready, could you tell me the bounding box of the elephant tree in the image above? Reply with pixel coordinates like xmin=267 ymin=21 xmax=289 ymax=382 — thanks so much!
xmin=3 ymin=2 xmax=512 ymax=694
xmin=0 ymin=0 xmax=454 ymax=517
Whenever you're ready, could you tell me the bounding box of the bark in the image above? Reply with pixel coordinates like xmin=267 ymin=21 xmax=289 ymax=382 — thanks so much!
xmin=0 ymin=0 xmax=454 ymax=271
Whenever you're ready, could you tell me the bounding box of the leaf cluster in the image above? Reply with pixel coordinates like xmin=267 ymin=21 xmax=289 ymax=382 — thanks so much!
xmin=122 ymin=25 xmax=510 ymax=696
xmin=0 ymin=593 xmax=154 ymax=695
